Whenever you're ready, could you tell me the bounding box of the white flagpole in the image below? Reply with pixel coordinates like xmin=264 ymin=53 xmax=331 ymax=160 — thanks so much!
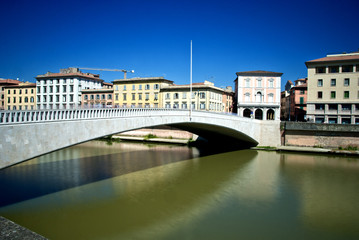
xmin=190 ymin=40 xmax=192 ymax=120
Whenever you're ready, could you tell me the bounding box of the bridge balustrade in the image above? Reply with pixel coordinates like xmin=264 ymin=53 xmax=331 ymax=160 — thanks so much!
xmin=0 ymin=108 xmax=191 ymax=125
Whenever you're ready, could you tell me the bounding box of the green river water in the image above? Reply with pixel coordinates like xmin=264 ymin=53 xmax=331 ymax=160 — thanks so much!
xmin=0 ymin=141 xmax=359 ymax=240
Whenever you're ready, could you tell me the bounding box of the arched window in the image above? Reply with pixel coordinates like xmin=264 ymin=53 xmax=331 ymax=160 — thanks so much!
xmin=243 ymin=108 xmax=251 ymax=118
xmin=24 ymin=97 xmax=29 ymax=103
xmin=267 ymin=109 xmax=275 ymax=120
xmin=255 ymin=109 xmax=263 ymax=120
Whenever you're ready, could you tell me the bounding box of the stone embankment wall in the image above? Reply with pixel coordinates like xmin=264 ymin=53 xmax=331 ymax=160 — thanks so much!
xmin=281 ymin=122 xmax=359 ymax=148
xmin=117 ymin=126 xmax=195 ymax=140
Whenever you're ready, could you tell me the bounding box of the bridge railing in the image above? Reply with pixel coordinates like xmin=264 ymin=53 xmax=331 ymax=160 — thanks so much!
xmin=0 ymin=108 xmax=196 ymax=124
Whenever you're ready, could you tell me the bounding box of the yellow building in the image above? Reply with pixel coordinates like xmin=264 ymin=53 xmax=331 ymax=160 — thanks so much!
xmin=0 ymin=79 xmax=22 ymax=110
xmin=4 ymin=82 xmax=37 ymax=110
xmin=112 ymin=77 xmax=173 ymax=108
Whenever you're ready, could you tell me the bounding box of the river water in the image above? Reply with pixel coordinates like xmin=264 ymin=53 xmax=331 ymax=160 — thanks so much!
xmin=1 ymin=141 xmax=359 ymax=240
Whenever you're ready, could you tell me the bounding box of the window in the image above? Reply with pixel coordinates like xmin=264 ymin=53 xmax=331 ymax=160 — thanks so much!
xmin=342 ymin=65 xmax=353 ymax=72
xmin=13 ymin=97 xmax=16 ymax=103
xmin=132 ymin=93 xmax=136 ymax=100
xmin=84 ymin=95 xmax=88 ymax=100
xmin=329 ymin=104 xmax=337 ymax=110
xmin=154 ymin=84 xmax=159 ymax=90
xmin=182 ymin=103 xmax=187 ymax=109
xmin=182 ymin=92 xmax=187 ymax=99
xmin=63 ymin=85 xmax=66 ymax=93
xmin=268 ymin=93 xmax=274 ymax=102
xmin=145 ymin=84 xmax=150 ymax=90
xmin=317 ymin=91 xmax=322 ymax=99
xmin=63 ymin=95 xmax=66 ymax=102
xmin=200 ymin=92 xmax=205 ymax=99
xmin=19 ymin=89 xmax=22 ymax=94
xmin=245 ymin=93 xmax=250 ymax=102
xmin=331 ymin=91 xmax=336 ymax=99
xmin=200 ymin=102 xmax=205 ymax=109
xmin=56 ymin=86 xmax=60 ymax=93
xmin=145 ymin=93 xmax=149 ymax=100
xmin=331 ymin=79 xmax=336 ymax=86
xmin=30 ymin=97 xmax=34 ymax=103
xmin=132 ymin=85 xmax=136 ymax=90
xmin=342 ymin=104 xmax=351 ymax=111
xmin=344 ymin=91 xmax=350 ymax=99
xmin=315 ymin=104 xmax=324 ymax=110
xmin=257 ymin=78 xmax=262 ymax=87
xmin=268 ymin=79 xmax=274 ymax=88
xmin=329 ymin=66 xmax=339 ymax=73
xmin=123 ymin=85 xmax=127 ymax=91
xmin=316 ymin=67 xmax=326 ymax=73
xmin=115 ymin=94 xmax=118 ymax=100
xmin=154 ymin=93 xmax=158 ymax=101
xmin=102 ymin=94 xmax=106 ymax=100
xmin=344 ymin=78 xmax=350 ymax=86
xmin=13 ymin=89 xmax=16 ymax=94
xmin=123 ymin=93 xmax=127 ymax=100
xmin=70 ymin=85 xmax=74 ymax=92
xmin=25 ymin=97 xmax=28 ymax=103
xmin=70 ymin=95 xmax=74 ymax=102
xmin=96 ymin=94 xmax=100 ymax=100
xmin=317 ymin=79 xmax=323 ymax=87
xmin=139 ymin=85 xmax=142 ymax=90
xmin=300 ymin=90 xmax=305 ymax=94
xmin=300 ymin=97 xmax=304 ymax=104
xmin=90 ymin=95 xmax=94 ymax=100
xmin=245 ymin=78 xmax=250 ymax=87
xmin=174 ymin=93 xmax=179 ymax=99
xmin=165 ymin=93 xmax=170 ymax=99
xmin=138 ymin=93 xmax=142 ymax=100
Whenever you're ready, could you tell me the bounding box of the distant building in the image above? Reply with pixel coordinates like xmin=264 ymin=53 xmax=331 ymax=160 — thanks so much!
xmin=1 ymin=79 xmax=22 ymax=110
xmin=280 ymin=80 xmax=294 ymax=121
xmin=112 ymin=77 xmax=173 ymax=108
xmin=160 ymin=81 xmax=233 ymax=112
xmin=289 ymin=78 xmax=307 ymax=121
xmin=235 ymin=70 xmax=282 ymax=120
xmin=305 ymin=51 xmax=359 ymax=124
xmin=36 ymin=67 xmax=104 ymax=110
xmin=81 ymin=86 xmax=114 ymax=108
xmin=3 ymin=81 xmax=36 ymax=110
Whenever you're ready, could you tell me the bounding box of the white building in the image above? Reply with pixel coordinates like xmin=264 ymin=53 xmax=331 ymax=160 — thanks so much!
xmin=36 ymin=67 xmax=104 ymax=110
xmin=235 ymin=70 xmax=282 ymax=120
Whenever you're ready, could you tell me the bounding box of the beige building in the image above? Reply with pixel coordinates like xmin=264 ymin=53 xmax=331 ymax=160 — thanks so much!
xmin=112 ymin=77 xmax=173 ymax=108
xmin=305 ymin=52 xmax=359 ymax=124
xmin=3 ymin=82 xmax=37 ymax=110
xmin=0 ymin=79 xmax=22 ymax=110
xmin=81 ymin=88 xmax=113 ymax=108
xmin=160 ymin=81 xmax=233 ymax=112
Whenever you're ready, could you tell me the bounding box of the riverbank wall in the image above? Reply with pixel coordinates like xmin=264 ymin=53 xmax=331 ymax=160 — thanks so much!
xmin=281 ymin=122 xmax=359 ymax=149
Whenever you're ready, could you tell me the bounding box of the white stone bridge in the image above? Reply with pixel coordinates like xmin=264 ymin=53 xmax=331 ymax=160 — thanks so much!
xmin=0 ymin=108 xmax=280 ymax=169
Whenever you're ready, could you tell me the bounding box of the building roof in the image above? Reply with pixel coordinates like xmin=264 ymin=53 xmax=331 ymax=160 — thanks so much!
xmin=0 ymin=79 xmax=22 ymax=85
xmin=112 ymin=77 xmax=173 ymax=84
xmin=235 ymin=70 xmax=283 ymax=77
xmin=36 ymin=72 xmax=104 ymax=82
xmin=160 ymin=82 xmax=227 ymax=92
xmin=305 ymin=52 xmax=359 ymax=66
xmin=81 ymin=88 xmax=113 ymax=93
xmin=3 ymin=83 xmax=36 ymax=89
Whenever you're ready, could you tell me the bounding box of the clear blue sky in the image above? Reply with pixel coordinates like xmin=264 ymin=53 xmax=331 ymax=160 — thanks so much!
xmin=1 ymin=0 xmax=358 ymax=90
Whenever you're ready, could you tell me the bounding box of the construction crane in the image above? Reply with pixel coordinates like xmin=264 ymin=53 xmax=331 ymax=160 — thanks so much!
xmin=76 ymin=67 xmax=134 ymax=79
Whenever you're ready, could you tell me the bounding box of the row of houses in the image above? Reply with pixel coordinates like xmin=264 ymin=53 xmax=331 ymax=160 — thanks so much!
xmin=1 ymin=67 xmax=284 ymax=121
xmin=282 ymin=51 xmax=359 ymax=125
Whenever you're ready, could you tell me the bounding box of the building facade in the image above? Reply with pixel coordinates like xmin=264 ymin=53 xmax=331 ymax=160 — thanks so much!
xmin=0 ymin=79 xmax=22 ymax=110
xmin=305 ymin=52 xmax=359 ymax=124
xmin=289 ymin=78 xmax=307 ymax=121
xmin=36 ymin=67 xmax=104 ymax=110
xmin=235 ymin=70 xmax=282 ymax=120
xmin=112 ymin=77 xmax=173 ymax=108
xmin=160 ymin=81 xmax=232 ymax=112
xmin=3 ymin=82 xmax=36 ymax=110
xmin=81 ymin=88 xmax=114 ymax=108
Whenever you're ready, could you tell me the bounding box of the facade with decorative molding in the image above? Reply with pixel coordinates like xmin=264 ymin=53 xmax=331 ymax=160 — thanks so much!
xmin=235 ymin=70 xmax=282 ymax=120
